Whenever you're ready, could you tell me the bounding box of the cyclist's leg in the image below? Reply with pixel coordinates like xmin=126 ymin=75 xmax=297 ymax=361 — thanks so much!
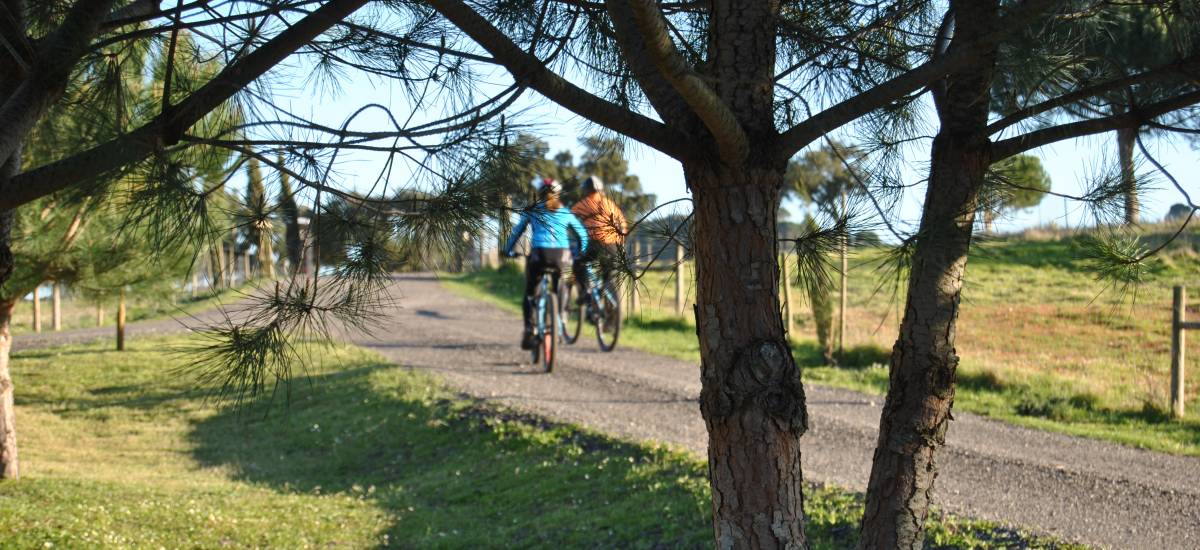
xmin=547 ymin=248 xmax=570 ymax=294
xmin=521 ymin=250 xmax=546 ymax=347
xmin=573 ymin=245 xmax=598 ymax=303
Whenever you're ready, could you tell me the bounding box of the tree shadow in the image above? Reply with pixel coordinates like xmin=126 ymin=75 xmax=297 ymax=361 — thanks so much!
xmin=791 ymin=341 xmax=890 ymax=369
xmin=186 ymin=361 xmax=711 ymax=548
xmin=627 ymin=316 xmax=692 ymax=332
xmin=15 ymin=378 xmax=208 ymax=414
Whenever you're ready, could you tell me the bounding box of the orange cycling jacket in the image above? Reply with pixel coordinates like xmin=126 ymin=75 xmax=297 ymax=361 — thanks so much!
xmin=571 ymin=192 xmax=627 ymax=245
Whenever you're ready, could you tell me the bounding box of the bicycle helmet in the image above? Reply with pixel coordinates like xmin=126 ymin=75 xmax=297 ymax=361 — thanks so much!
xmin=582 ymin=175 xmax=604 ymax=193
xmin=540 ymin=177 xmax=563 ymax=196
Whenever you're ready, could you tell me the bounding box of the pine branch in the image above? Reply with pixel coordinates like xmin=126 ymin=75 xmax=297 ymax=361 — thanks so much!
xmin=620 ymin=0 xmax=748 ymax=165
xmin=3 ymin=0 xmax=371 ymax=212
xmin=425 ymin=0 xmax=690 ymax=159
xmin=991 ymin=89 xmax=1200 ymax=160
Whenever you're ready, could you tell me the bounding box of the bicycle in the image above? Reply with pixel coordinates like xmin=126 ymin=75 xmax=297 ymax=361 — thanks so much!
xmin=561 ymin=262 xmax=622 ymax=352
xmin=514 ymin=253 xmax=566 ymax=373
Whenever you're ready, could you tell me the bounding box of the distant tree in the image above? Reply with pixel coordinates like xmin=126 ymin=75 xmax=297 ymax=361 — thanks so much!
xmin=277 ymin=156 xmax=303 ymax=274
xmin=784 ymin=142 xmax=864 ymax=216
xmin=481 ymin=134 xmax=551 ymax=257
xmin=242 ymin=158 xmax=275 ymax=279
xmin=549 ymin=150 xmax=581 ymax=200
xmin=979 ymin=154 xmax=1052 ymax=233
xmin=1166 ymin=203 xmax=1192 ymax=222
xmin=799 ymin=216 xmax=834 ymax=365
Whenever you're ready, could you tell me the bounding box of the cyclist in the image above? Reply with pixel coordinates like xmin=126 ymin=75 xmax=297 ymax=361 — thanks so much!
xmin=571 ymin=175 xmax=627 ymax=303
xmin=504 ymin=178 xmax=589 ymax=349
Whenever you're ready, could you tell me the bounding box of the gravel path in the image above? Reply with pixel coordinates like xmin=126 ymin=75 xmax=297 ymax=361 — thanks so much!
xmin=354 ymin=274 xmax=1200 ymax=550
xmin=16 ymin=273 xmax=1200 ymax=548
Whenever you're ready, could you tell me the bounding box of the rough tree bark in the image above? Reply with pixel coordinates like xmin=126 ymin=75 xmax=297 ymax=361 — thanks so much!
xmin=0 ymin=299 xmax=16 ymax=479
xmin=0 ymin=147 xmax=18 ymax=479
xmin=1117 ymin=125 xmax=1139 ymax=225
xmin=858 ymin=2 xmax=999 ymax=548
xmin=691 ymin=166 xmax=808 ymax=549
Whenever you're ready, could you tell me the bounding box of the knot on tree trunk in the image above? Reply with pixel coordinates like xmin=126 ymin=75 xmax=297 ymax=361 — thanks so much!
xmin=701 ymin=339 xmax=807 ymax=434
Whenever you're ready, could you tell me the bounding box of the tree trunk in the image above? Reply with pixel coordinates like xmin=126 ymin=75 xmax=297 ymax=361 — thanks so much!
xmin=1118 ymin=126 xmax=1138 ymax=225
xmin=212 ymin=243 xmax=226 ymax=289
xmin=689 ymin=165 xmax=808 ymax=549
xmin=259 ymin=230 xmax=275 ymax=279
xmin=96 ymin=303 xmax=104 ymax=326
xmin=0 ymin=134 xmax=19 ymax=479
xmin=226 ymin=244 xmax=236 ymax=287
xmin=858 ymin=3 xmax=998 ymax=547
xmin=0 ymin=299 xmax=16 ymax=479
xmin=498 ymin=194 xmax=514 ymax=267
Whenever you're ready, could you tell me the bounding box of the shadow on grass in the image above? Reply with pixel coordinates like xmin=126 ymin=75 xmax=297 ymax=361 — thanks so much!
xmin=187 ymin=361 xmax=713 ymax=548
xmin=627 ymin=315 xmax=692 ymax=332
xmin=956 ymin=370 xmax=1200 ymax=443
xmin=792 ymin=341 xmax=891 ymax=370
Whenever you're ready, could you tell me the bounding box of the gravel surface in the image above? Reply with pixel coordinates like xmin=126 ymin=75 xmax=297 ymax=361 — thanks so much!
xmin=16 ymin=273 xmax=1200 ymax=548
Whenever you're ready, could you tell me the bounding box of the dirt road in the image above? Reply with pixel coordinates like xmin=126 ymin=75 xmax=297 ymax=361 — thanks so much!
xmin=17 ymin=273 xmax=1200 ymax=548
xmin=353 ymin=274 xmax=1199 ymax=549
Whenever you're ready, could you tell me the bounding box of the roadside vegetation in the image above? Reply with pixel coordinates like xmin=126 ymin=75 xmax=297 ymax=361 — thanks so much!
xmin=444 ymin=230 xmax=1200 ymax=456
xmin=0 ymin=336 xmax=1080 ymax=549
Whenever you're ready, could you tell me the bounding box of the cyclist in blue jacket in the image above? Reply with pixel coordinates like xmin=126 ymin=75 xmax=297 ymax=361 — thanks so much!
xmin=504 ymin=179 xmax=589 ymax=349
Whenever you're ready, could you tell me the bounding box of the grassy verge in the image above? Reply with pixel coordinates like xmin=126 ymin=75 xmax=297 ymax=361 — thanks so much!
xmin=442 ymin=265 xmax=1200 ymax=456
xmin=1 ymin=337 xmax=1079 ymax=548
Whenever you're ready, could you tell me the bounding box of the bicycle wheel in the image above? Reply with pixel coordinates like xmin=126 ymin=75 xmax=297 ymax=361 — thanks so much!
xmin=595 ymin=280 xmax=621 ymax=352
xmin=561 ymin=282 xmax=583 ymax=344
xmin=530 ymin=289 xmax=543 ymax=366
xmin=542 ymin=291 xmax=558 ymax=372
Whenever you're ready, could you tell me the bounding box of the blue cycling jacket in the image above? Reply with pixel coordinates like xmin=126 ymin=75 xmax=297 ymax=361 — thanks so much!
xmin=505 ymin=206 xmax=589 ymax=255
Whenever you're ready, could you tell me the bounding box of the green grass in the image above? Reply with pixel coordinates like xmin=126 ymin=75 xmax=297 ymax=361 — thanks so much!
xmin=0 ymin=337 xmax=1080 ymax=548
xmin=442 ymin=235 xmax=1200 ymax=457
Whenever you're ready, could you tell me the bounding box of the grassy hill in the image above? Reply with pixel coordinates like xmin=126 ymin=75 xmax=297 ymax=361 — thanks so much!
xmin=445 ymin=230 xmax=1200 ymax=456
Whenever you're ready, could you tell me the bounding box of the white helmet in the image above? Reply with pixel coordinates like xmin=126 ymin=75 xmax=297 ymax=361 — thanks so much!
xmin=582 ymin=175 xmax=604 ymax=193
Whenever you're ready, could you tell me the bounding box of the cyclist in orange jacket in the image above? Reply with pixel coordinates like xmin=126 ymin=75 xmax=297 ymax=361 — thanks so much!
xmin=571 ymin=175 xmax=627 ymax=302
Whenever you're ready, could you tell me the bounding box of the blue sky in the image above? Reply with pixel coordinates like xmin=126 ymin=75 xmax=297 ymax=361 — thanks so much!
xmin=271 ymin=60 xmax=1198 ymax=238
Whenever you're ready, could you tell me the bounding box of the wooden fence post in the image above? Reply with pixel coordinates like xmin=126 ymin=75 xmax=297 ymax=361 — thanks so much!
xmin=839 ymin=231 xmax=848 ymax=357
xmin=51 ymin=282 xmax=62 ymax=332
xmin=675 ymin=242 xmax=685 ymax=315
xmin=780 ymin=253 xmax=793 ymax=336
xmin=32 ymin=285 xmax=41 ymax=333
xmin=116 ymin=288 xmax=127 ymax=352
xmin=1171 ymin=286 xmax=1186 ymax=418
xmin=630 ymin=239 xmax=641 ymax=315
